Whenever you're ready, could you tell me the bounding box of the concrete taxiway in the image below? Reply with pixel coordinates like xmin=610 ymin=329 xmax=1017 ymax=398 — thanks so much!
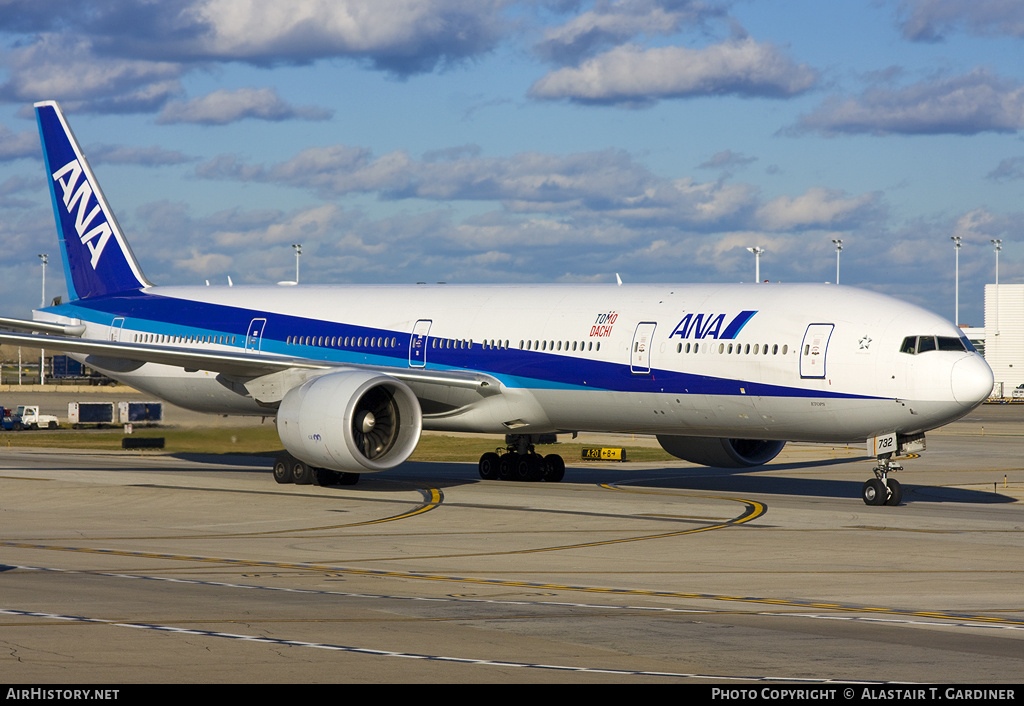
xmin=0 ymin=404 xmax=1022 ymax=683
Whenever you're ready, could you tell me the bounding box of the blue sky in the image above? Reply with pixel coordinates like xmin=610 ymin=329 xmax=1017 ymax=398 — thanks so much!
xmin=0 ymin=0 xmax=1021 ymax=326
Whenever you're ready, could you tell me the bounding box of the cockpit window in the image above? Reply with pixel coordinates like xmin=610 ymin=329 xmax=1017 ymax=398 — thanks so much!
xmin=900 ymin=335 xmax=972 ymax=355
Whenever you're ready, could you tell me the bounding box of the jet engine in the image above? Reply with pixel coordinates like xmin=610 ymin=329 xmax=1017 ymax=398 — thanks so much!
xmin=277 ymin=371 xmax=422 ymax=473
xmin=656 ymin=435 xmax=785 ymax=468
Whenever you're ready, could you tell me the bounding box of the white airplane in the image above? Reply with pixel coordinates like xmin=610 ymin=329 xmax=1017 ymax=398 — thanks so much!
xmin=0 ymin=101 xmax=994 ymax=505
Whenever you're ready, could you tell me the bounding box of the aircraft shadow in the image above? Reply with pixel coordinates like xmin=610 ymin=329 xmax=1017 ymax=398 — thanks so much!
xmin=127 ymin=454 xmax=1015 ymax=506
xmin=384 ymin=459 xmax=1017 ymax=506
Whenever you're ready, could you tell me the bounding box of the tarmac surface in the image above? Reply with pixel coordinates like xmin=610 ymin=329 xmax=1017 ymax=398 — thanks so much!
xmin=0 ymin=401 xmax=1022 ymax=684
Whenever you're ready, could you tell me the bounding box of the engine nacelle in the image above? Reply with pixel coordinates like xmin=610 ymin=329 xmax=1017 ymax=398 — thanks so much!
xmin=656 ymin=435 xmax=785 ymax=468
xmin=277 ymin=371 xmax=422 ymax=473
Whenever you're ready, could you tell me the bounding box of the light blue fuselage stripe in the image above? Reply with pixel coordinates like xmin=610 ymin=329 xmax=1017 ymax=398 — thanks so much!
xmin=50 ymin=292 xmax=877 ymax=401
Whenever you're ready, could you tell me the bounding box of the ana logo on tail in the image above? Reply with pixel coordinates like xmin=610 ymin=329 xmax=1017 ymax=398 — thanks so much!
xmin=51 ymin=158 xmax=112 ymax=270
xmin=36 ymin=100 xmax=151 ymax=300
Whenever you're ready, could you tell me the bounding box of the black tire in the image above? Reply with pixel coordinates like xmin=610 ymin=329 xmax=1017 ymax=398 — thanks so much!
xmin=292 ymin=460 xmax=314 ymax=485
xmin=515 ymin=454 xmax=543 ymax=482
xmin=862 ymin=478 xmax=887 ymax=506
xmin=478 ymin=452 xmax=500 ymax=480
xmin=336 ymin=472 xmax=360 ymax=486
xmin=498 ymin=453 xmax=515 ymax=480
xmin=884 ymin=479 xmax=903 ymax=506
xmin=272 ymin=455 xmax=292 ymax=484
xmin=12 ymin=422 xmax=23 ymax=431
xmin=313 ymin=467 xmax=340 ymax=486
xmin=542 ymin=454 xmax=565 ymax=482
xmin=47 ymin=421 xmax=58 ymax=429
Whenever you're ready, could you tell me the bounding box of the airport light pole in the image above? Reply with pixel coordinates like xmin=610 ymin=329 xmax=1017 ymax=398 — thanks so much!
xmin=951 ymin=236 xmax=962 ymax=327
xmin=292 ymin=243 xmax=302 ymax=284
xmin=832 ymin=238 xmax=843 ymax=284
xmin=991 ymin=238 xmax=1002 ymax=337
xmin=747 ymin=246 xmax=764 ymax=283
xmin=38 ymin=253 xmax=47 ymax=384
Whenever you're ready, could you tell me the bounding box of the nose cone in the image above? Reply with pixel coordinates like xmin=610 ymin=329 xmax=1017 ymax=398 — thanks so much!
xmin=951 ymin=355 xmax=994 ymax=407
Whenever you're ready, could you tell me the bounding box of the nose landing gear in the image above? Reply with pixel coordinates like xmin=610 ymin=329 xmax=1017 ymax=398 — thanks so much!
xmin=863 ymin=455 xmax=903 ymax=506
xmin=862 ymin=432 xmax=923 ymax=506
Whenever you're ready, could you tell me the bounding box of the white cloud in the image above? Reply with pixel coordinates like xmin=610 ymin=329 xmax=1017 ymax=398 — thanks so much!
xmin=158 ymin=88 xmax=332 ymax=124
xmin=793 ymin=68 xmax=1024 ymax=136
xmin=196 ymin=145 xmax=768 ymax=228
xmin=0 ymin=35 xmax=183 ymax=112
xmin=987 ymin=156 xmax=1024 ymax=182
xmin=181 ymin=0 xmax=507 ymax=72
xmin=174 ymin=248 xmax=234 ymax=276
xmin=755 ymin=187 xmax=882 ymax=231
xmin=535 ymin=0 xmax=723 ymax=64
xmin=88 ymin=144 xmax=194 ymax=166
xmin=529 ymin=39 xmax=818 ymax=105
xmin=0 ymin=125 xmax=40 ymax=162
xmin=898 ymin=0 xmax=1024 ymax=41
xmin=0 ymin=1 xmax=508 ymax=116
xmin=698 ymin=150 xmax=758 ymax=171
xmin=194 ymin=141 xmax=888 ymax=234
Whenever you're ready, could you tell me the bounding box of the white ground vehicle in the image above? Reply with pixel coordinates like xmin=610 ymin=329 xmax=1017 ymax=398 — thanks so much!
xmin=12 ymin=405 xmax=60 ymax=430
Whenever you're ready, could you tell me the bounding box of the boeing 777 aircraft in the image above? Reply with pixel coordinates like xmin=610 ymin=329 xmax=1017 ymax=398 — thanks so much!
xmin=0 ymin=101 xmax=994 ymax=505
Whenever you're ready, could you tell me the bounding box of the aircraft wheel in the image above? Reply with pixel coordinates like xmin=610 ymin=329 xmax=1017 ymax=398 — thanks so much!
xmin=272 ymin=455 xmax=293 ymax=484
xmin=498 ymin=453 xmax=515 ymax=480
xmin=313 ymin=467 xmax=340 ymax=486
xmin=478 ymin=452 xmax=500 ymax=480
xmin=862 ymin=478 xmax=887 ymax=506
xmin=337 ymin=472 xmax=360 ymax=486
xmin=515 ymin=454 xmax=543 ymax=482
xmin=292 ymin=460 xmax=314 ymax=485
xmin=884 ymin=479 xmax=903 ymax=506
xmin=543 ymin=454 xmax=565 ymax=482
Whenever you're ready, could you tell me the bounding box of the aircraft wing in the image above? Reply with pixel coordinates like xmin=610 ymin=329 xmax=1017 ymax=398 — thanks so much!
xmin=0 ymin=330 xmax=499 ymax=397
xmin=0 ymin=316 xmax=86 ymax=336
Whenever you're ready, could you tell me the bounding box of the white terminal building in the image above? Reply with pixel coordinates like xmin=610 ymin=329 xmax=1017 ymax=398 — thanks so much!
xmin=965 ymin=284 xmax=1024 ymax=398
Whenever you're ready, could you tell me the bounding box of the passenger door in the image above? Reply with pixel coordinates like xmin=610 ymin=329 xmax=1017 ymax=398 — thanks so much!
xmin=409 ymin=319 xmax=431 ymax=367
xmin=631 ymin=322 xmax=657 ymax=374
xmin=800 ymin=323 xmax=834 ymax=378
xmin=246 ymin=318 xmax=267 ymax=353
xmin=109 ymin=317 xmax=125 ymax=342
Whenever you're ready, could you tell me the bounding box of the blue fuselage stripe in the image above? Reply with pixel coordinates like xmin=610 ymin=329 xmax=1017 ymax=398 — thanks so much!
xmin=53 ymin=292 xmax=875 ymax=401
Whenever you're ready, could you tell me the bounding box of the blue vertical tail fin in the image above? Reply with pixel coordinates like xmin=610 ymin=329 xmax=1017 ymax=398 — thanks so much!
xmin=35 ymin=100 xmax=151 ymax=301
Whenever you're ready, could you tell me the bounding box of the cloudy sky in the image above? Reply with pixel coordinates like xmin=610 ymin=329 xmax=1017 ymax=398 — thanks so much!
xmin=0 ymin=0 xmax=1021 ymax=325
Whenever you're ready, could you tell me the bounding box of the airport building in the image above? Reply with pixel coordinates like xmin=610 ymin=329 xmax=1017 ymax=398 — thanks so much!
xmin=980 ymin=283 xmax=1024 ymax=397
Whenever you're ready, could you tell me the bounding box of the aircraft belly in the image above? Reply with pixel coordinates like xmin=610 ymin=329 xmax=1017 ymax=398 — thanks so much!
xmin=89 ymin=362 xmax=268 ymax=416
xmin=523 ymin=389 xmax=948 ymax=442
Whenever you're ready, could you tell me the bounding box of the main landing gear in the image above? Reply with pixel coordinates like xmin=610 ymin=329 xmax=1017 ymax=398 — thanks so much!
xmin=273 ymin=452 xmax=360 ymax=487
xmin=478 ymin=434 xmax=565 ymax=483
